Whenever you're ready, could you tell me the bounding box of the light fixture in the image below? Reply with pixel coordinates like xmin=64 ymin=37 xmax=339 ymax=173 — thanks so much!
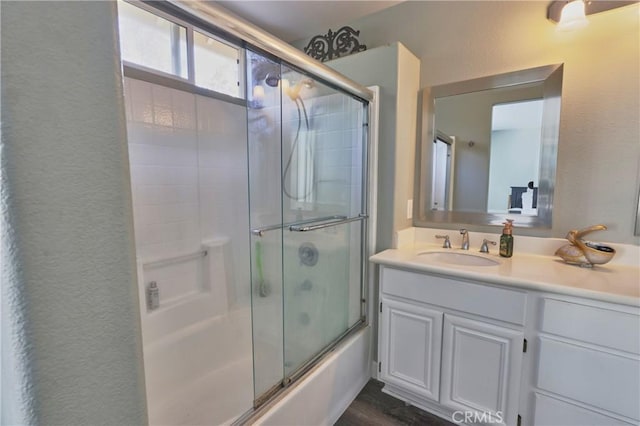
xmin=548 ymin=0 xmax=638 ymax=31
xmin=557 ymin=0 xmax=589 ymax=30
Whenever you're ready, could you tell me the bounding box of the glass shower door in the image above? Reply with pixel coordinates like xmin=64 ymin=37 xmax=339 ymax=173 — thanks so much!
xmin=247 ymin=50 xmax=369 ymax=403
xmin=279 ymin=65 xmax=368 ymax=380
xmin=246 ymin=51 xmax=285 ymax=405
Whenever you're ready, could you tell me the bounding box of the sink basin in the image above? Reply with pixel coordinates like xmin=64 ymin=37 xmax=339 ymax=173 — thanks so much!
xmin=416 ymin=251 xmax=500 ymax=267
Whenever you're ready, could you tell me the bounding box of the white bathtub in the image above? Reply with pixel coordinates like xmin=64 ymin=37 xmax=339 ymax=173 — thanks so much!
xmin=137 ymin=238 xmax=254 ymax=425
xmin=143 ymin=306 xmax=253 ymax=425
xmin=253 ymin=325 xmax=372 ymax=426
xmin=136 ymin=234 xmax=370 ymax=425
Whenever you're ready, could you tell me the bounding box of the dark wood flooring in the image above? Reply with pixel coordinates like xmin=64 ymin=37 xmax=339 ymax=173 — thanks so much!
xmin=335 ymin=380 xmax=455 ymax=426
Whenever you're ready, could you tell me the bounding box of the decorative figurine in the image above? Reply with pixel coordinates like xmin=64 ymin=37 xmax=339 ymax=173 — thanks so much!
xmin=555 ymin=224 xmax=616 ymax=267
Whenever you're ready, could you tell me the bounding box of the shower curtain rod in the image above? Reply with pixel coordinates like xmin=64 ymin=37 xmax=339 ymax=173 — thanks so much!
xmin=166 ymin=0 xmax=374 ymax=102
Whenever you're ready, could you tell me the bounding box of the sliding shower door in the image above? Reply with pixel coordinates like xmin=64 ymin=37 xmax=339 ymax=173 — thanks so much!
xmin=279 ymin=64 xmax=367 ymax=379
xmin=247 ymin=50 xmax=368 ymax=403
xmin=247 ymin=52 xmax=285 ymax=403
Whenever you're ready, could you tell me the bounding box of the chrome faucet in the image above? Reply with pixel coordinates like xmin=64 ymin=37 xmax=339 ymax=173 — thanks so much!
xmin=436 ymin=234 xmax=451 ymax=249
xmin=460 ymin=229 xmax=469 ymax=250
xmin=480 ymin=239 xmax=497 ymax=253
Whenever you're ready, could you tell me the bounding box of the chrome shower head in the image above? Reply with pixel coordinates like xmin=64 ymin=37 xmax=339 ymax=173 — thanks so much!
xmin=265 ymin=72 xmax=280 ymax=87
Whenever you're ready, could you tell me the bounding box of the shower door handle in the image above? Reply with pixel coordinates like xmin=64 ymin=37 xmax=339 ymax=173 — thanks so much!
xmin=251 ymin=215 xmax=347 ymax=237
xmin=289 ymin=214 xmax=368 ymax=232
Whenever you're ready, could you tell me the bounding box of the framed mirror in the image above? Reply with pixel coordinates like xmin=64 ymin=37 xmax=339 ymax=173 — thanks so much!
xmin=415 ymin=64 xmax=563 ymax=230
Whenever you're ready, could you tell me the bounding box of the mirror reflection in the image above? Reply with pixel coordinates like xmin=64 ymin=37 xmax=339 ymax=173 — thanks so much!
xmin=417 ymin=64 xmax=563 ymax=229
xmin=432 ymin=84 xmax=543 ymax=216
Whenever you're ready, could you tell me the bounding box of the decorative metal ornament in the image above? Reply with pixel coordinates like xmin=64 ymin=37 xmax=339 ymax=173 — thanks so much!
xmin=304 ymin=26 xmax=366 ymax=62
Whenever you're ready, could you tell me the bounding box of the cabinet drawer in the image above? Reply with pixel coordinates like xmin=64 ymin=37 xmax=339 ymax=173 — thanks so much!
xmin=537 ymin=337 xmax=640 ymax=420
xmin=381 ymin=267 xmax=527 ymax=325
xmin=541 ymin=298 xmax=640 ymax=354
xmin=534 ymin=393 xmax=634 ymax=426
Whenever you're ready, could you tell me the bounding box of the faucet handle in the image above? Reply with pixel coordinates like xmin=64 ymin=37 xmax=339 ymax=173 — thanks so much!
xmin=480 ymin=239 xmax=497 ymax=253
xmin=436 ymin=235 xmax=451 ymax=249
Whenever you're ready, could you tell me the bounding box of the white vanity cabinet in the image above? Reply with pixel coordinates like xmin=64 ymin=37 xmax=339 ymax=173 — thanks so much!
xmin=440 ymin=314 xmax=524 ymax=424
xmin=530 ymin=296 xmax=640 ymax=426
xmin=378 ymin=298 xmax=443 ymax=401
xmin=378 ymin=266 xmax=527 ymax=426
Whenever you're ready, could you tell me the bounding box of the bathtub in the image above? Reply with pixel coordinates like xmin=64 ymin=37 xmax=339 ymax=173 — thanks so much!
xmin=136 ymin=233 xmax=370 ymax=425
xmin=142 ymin=304 xmax=253 ymax=425
xmin=252 ymin=325 xmax=372 ymax=425
xmin=137 ymin=238 xmax=254 ymax=425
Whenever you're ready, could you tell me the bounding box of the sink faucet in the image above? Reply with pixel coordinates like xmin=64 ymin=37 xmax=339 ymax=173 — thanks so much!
xmin=480 ymin=239 xmax=497 ymax=253
xmin=436 ymin=234 xmax=451 ymax=249
xmin=460 ymin=229 xmax=469 ymax=250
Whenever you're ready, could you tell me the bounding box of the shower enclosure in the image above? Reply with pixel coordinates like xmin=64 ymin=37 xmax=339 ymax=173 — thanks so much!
xmin=118 ymin=1 xmax=373 ymax=423
xmin=246 ymin=51 xmax=369 ymax=405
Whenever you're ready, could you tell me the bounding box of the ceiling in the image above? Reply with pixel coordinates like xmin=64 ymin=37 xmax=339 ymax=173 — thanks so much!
xmin=214 ymin=1 xmax=404 ymax=43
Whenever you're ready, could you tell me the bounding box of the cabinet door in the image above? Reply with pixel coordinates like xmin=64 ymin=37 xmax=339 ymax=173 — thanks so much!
xmin=441 ymin=314 xmax=523 ymax=426
xmin=379 ymin=298 xmax=443 ymax=401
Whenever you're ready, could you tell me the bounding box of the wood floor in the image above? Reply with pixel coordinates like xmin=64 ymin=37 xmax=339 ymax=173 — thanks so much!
xmin=335 ymin=380 xmax=455 ymax=426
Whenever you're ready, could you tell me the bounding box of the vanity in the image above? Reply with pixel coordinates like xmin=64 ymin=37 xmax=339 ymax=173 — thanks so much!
xmin=370 ymin=229 xmax=640 ymax=426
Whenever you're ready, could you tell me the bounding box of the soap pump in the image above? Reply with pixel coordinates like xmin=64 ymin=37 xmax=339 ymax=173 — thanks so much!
xmin=499 ymin=219 xmax=514 ymax=258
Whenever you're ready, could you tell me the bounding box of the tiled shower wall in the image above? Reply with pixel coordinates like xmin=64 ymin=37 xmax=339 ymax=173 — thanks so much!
xmin=304 ymin=93 xmax=364 ymax=217
xmin=123 ymin=77 xmax=250 ymax=308
xmin=123 ymin=78 xmax=253 ymax=425
xmin=277 ymin=89 xmax=365 ymax=223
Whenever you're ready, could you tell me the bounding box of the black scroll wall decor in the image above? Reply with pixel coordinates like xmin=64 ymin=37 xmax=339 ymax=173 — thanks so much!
xmin=303 ymin=26 xmax=366 ymax=62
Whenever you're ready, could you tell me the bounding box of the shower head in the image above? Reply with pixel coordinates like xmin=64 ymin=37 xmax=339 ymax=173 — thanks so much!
xmin=265 ymin=72 xmax=280 ymax=87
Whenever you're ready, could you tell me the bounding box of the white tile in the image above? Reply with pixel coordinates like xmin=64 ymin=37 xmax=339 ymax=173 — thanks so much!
xmin=152 ymin=84 xmax=174 ymax=127
xmin=136 ymin=240 xmax=200 ymax=261
xmin=150 ymin=125 xmax=175 ymax=147
xmin=171 ymin=128 xmax=198 ymax=149
xmin=159 ymin=220 xmax=200 ymax=244
xmin=172 ymin=90 xmax=196 ymax=129
xmin=127 ymin=122 xmax=155 ymax=145
xmin=131 ymin=165 xmax=198 ymax=186
xmin=316 ymin=131 xmax=343 ymax=151
xmin=130 ymin=79 xmax=153 ymax=124
xmin=129 ymin=144 xmax=198 ymax=168
xmin=123 ymin=77 xmax=133 ymax=123
xmin=136 ymin=202 xmax=199 ymax=226
xmin=135 ymin=223 xmax=165 ymax=246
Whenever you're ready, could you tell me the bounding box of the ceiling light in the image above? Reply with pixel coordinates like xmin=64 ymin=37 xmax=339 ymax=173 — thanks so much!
xmin=558 ymin=0 xmax=589 ymax=30
xmin=547 ymin=0 xmax=639 ymax=31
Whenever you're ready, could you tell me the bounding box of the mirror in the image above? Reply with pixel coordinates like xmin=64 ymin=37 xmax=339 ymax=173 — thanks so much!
xmin=415 ymin=64 xmax=563 ymax=230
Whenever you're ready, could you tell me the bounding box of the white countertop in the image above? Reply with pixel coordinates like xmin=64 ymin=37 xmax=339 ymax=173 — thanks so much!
xmin=370 ymin=240 xmax=640 ymax=307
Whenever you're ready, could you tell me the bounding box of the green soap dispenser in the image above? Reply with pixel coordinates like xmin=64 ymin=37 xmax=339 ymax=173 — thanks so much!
xmin=499 ymin=219 xmax=514 ymax=258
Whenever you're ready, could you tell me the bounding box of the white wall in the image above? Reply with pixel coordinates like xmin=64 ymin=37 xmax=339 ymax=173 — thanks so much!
xmin=488 ymin=129 xmax=542 ymax=213
xmin=435 ymin=84 xmax=543 ymax=214
xmin=295 ymin=1 xmax=640 ymax=244
xmin=1 ymin=2 xmax=147 ymax=424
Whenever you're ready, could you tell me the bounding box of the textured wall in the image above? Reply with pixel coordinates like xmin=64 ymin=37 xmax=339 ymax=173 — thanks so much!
xmin=329 ymin=43 xmax=419 ymax=251
xmin=328 ymin=45 xmax=399 ymax=251
xmin=294 ymin=1 xmax=640 ymax=244
xmin=1 ymin=2 xmax=148 ymax=424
